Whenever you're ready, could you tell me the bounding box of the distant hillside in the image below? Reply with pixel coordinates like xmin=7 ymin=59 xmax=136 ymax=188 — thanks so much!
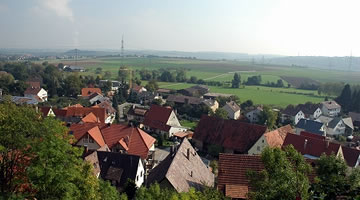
xmin=268 ymin=56 xmax=360 ymax=71
xmin=64 ymin=49 xmax=116 ymax=57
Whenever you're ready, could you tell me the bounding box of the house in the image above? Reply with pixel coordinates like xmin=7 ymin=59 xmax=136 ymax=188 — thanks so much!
xmin=83 ymin=145 xmax=110 ymax=178
xmin=178 ymin=85 xmax=209 ymax=97
xmin=25 ymin=81 xmax=41 ymax=89
xmin=297 ymin=103 xmax=322 ymax=119
xmin=97 ymin=151 xmax=145 ymax=189
xmin=349 ymin=112 xmax=360 ymax=127
xmin=282 ymin=132 xmax=343 ymax=160
xmin=65 ymin=106 xmax=111 ymax=124
xmin=157 ymin=88 xmax=172 ymax=98
xmin=88 ymin=93 xmax=110 ymax=105
xmin=203 ymin=92 xmax=232 ymax=100
xmin=166 ymin=94 xmax=219 ymax=112
xmin=321 ymin=100 xmax=341 ymax=117
xmin=142 ymin=105 xmax=187 ymax=138
xmin=222 ymin=101 xmax=240 ymax=120
xmin=146 ymin=138 xmax=214 ymax=192
xmin=327 ymin=117 xmax=354 ymax=136
xmin=93 ymin=101 xmax=117 ymax=124
xmin=24 ymin=87 xmax=48 ymax=102
xmin=70 ymin=123 xmax=156 ymax=161
xmin=99 ymin=80 xmax=121 ymax=91
xmin=295 ymin=118 xmax=326 ymax=136
xmin=131 ymin=85 xmax=147 ymax=94
xmin=193 ymin=115 xmax=267 ymax=154
xmin=81 ymin=88 xmax=102 ymax=97
xmin=11 ymin=96 xmax=39 ymax=105
xmin=137 ymin=91 xmax=163 ymax=105
xmin=218 ymin=154 xmax=263 ymax=199
xmin=245 ymin=107 xmax=263 ymax=123
xmin=281 ymin=105 xmax=305 ymax=125
xmin=39 ymin=106 xmax=55 ymax=117
xmin=248 ymin=125 xmax=294 ymax=155
xmin=127 ymin=105 xmax=149 ymax=123
xmin=342 ymin=146 xmax=360 ymax=168
xmin=64 ymin=65 xmax=85 ymax=72
xmin=173 ymin=131 xmax=194 ymax=140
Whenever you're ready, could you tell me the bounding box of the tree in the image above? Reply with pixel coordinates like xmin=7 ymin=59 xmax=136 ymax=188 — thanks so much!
xmin=104 ymin=71 xmax=112 ymax=80
xmin=258 ymin=105 xmax=277 ymax=129
xmin=247 ymin=146 xmax=311 ymax=200
xmin=145 ymin=80 xmax=159 ymax=92
xmin=211 ymin=108 xmax=228 ymax=119
xmin=101 ymin=80 xmax=112 ymax=94
xmin=276 ymin=79 xmax=284 ymax=87
xmin=95 ymin=67 xmax=102 ymax=74
xmin=336 ymin=84 xmax=352 ymax=112
xmin=189 ymin=76 xmax=198 ymax=83
xmin=240 ymin=99 xmax=253 ymax=110
xmin=231 ymin=73 xmax=241 ymax=88
xmin=175 ymin=68 xmax=187 ymax=82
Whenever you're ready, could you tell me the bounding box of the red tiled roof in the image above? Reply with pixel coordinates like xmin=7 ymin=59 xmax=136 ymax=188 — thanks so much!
xmin=300 ymin=131 xmax=326 ymax=140
xmin=52 ymin=108 xmax=67 ymax=117
xmin=194 ymin=115 xmax=267 ymax=153
xmin=81 ymin=88 xmax=102 ymax=97
xmin=24 ymin=87 xmax=42 ymax=95
xmin=131 ymin=85 xmax=143 ymax=92
xmin=26 ymin=81 xmax=40 ymax=88
xmin=342 ymin=146 xmax=360 ymax=167
xmin=218 ymin=154 xmax=263 ymax=199
xmin=143 ymin=105 xmax=173 ymax=132
xmin=39 ymin=107 xmax=51 ymax=116
xmin=81 ymin=112 xmax=100 ymax=123
xmin=70 ymin=123 xmax=105 ymax=146
xmin=65 ymin=107 xmax=107 ymax=123
xmin=96 ymin=101 xmax=116 ymax=114
xmin=101 ymin=125 xmax=156 ymax=159
xmin=283 ymin=133 xmax=341 ymax=158
xmin=264 ymin=125 xmax=294 ymax=148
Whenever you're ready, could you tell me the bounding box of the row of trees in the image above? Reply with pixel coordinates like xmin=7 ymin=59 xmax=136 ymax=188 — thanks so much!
xmin=248 ymin=145 xmax=360 ymax=200
xmin=138 ymin=68 xmax=187 ymax=83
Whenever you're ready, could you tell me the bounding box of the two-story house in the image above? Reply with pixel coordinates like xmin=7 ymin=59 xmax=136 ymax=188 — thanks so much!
xmin=222 ymin=101 xmax=241 ymax=120
xmin=321 ymin=100 xmax=341 ymax=117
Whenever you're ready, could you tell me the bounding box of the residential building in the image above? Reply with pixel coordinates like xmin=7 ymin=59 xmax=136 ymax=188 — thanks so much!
xmin=203 ymin=92 xmax=232 ymax=100
xmin=166 ymin=94 xmax=218 ymax=112
xmin=64 ymin=106 xmax=111 ymax=124
xmin=246 ymin=107 xmax=263 ymax=123
xmin=24 ymin=87 xmax=48 ymax=102
xmin=342 ymin=146 xmax=360 ymax=168
xmin=81 ymin=88 xmax=102 ymax=97
xmin=88 ymin=92 xmax=110 ymax=105
xmin=64 ymin=65 xmax=85 ymax=72
xmin=99 ymin=80 xmax=121 ymax=91
xmin=93 ymin=101 xmax=116 ymax=124
xmin=178 ymin=85 xmax=209 ymax=97
xmin=39 ymin=106 xmax=56 ymax=117
xmin=222 ymin=101 xmax=240 ymax=120
xmin=193 ymin=115 xmax=267 ymax=154
xmin=349 ymin=112 xmax=360 ymax=127
xmin=281 ymin=106 xmax=305 ymax=125
xmin=131 ymin=85 xmax=147 ymax=94
xmin=127 ymin=105 xmax=149 ymax=123
xmin=248 ymin=125 xmax=294 ymax=155
xmin=71 ymin=123 xmax=106 ymax=150
xmin=142 ymin=105 xmax=187 ymax=138
xmin=327 ymin=117 xmax=354 ymax=136
xmin=295 ymin=118 xmax=326 ymax=136
xmin=147 ymin=138 xmax=214 ymax=192
xmin=321 ymin=100 xmax=341 ymax=117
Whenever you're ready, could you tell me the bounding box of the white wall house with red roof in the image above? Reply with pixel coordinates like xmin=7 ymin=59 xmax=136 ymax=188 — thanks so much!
xmin=24 ymin=88 xmax=48 ymax=102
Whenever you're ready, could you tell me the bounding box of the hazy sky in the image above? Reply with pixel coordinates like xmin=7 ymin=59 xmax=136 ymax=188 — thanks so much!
xmin=1 ymin=0 xmax=360 ymax=56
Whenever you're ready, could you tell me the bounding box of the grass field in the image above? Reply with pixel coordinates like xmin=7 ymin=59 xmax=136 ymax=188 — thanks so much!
xmin=42 ymin=56 xmax=357 ymax=106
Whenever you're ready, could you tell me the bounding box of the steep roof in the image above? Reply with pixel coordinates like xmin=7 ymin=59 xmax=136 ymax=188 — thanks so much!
xmin=282 ymin=105 xmax=302 ymax=116
xmin=70 ymin=123 xmax=105 ymax=147
xmin=39 ymin=106 xmax=51 ymax=116
xmin=316 ymin=115 xmax=334 ymax=125
xmin=297 ymin=103 xmax=321 ymax=115
xmin=97 ymin=151 xmax=140 ymax=188
xmin=223 ymin=101 xmax=240 ymax=112
xmin=343 ymin=117 xmax=354 ymax=130
xmin=342 ymin=146 xmax=360 ymax=167
xmin=295 ymin=119 xmax=324 ymax=135
xmin=95 ymin=101 xmax=116 ymax=114
xmin=327 ymin=117 xmax=342 ymax=129
xmin=147 ymin=138 xmax=214 ymax=192
xmin=194 ymin=115 xmax=267 ymax=153
xmin=65 ymin=107 xmax=107 ymax=123
xmin=81 ymin=112 xmax=100 ymax=123
xmin=25 ymin=81 xmax=40 ymax=88
xmin=322 ymin=100 xmax=341 ymax=110
xmin=264 ymin=125 xmax=294 ymax=148
xmin=81 ymin=88 xmax=102 ymax=97
xmin=283 ymin=133 xmax=341 ymax=158
xmin=166 ymin=95 xmax=203 ymax=105
xmin=143 ymin=105 xmax=173 ymax=132
xmin=101 ymin=124 xmax=156 ymax=159
xmin=349 ymin=112 xmax=360 ymax=122
xmin=24 ymin=87 xmax=42 ymax=95
xmin=218 ymin=154 xmax=263 ymax=199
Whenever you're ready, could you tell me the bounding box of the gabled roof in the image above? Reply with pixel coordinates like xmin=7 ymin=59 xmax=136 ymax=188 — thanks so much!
xmin=88 ymin=92 xmax=103 ymax=100
xmin=218 ymin=154 xmax=263 ymax=199
xmin=52 ymin=108 xmax=67 ymax=117
xmin=65 ymin=107 xmax=107 ymax=123
xmin=70 ymin=123 xmax=105 ymax=147
xmin=283 ymin=133 xmax=341 ymax=158
xmin=343 ymin=117 xmax=354 ymax=130
xmin=147 ymin=138 xmax=214 ymax=192
xmin=264 ymin=125 xmax=294 ymax=148
xmin=296 ymin=119 xmax=324 ymax=135
xmin=223 ymin=101 xmax=240 ymax=112
xmin=143 ymin=105 xmax=173 ymax=132
xmin=24 ymin=87 xmax=42 ymax=95
xmin=166 ymin=95 xmax=203 ymax=105
xmin=316 ymin=115 xmax=334 ymax=124
xmin=349 ymin=112 xmax=360 ymax=122
xmin=296 ymin=103 xmax=321 ymax=115
xmin=100 ymin=124 xmax=156 ymax=159
xmin=81 ymin=112 xmax=100 ymax=123
xmin=95 ymin=101 xmax=116 ymax=114
xmin=194 ymin=115 xmax=267 ymax=153
xmin=25 ymin=81 xmax=40 ymax=88
xmin=342 ymin=146 xmax=360 ymax=167
xmin=321 ymin=100 xmax=341 ymax=110
xmin=39 ymin=106 xmax=51 ymax=116
xmin=300 ymin=131 xmax=326 ymax=140
xmin=81 ymin=88 xmax=102 ymax=97
xmin=97 ymin=151 xmax=141 ymax=188
xmin=282 ymin=105 xmax=302 ymax=116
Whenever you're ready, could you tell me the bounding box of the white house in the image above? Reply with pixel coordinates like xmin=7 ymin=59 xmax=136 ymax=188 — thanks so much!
xmin=321 ymin=101 xmax=341 ymax=117
xmin=327 ymin=117 xmax=354 ymax=136
xmin=222 ymin=101 xmax=241 ymax=119
xmin=246 ymin=107 xmax=263 ymax=123
xmin=24 ymin=87 xmax=48 ymax=102
xmin=281 ymin=106 xmax=305 ymax=125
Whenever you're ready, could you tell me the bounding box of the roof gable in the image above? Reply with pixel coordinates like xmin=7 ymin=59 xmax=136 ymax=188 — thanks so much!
xmin=264 ymin=125 xmax=294 ymax=148
xmin=194 ymin=115 xmax=267 ymax=153
xmin=65 ymin=107 xmax=107 ymax=123
xmin=143 ymin=105 xmax=173 ymax=131
xmin=81 ymin=88 xmax=102 ymax=97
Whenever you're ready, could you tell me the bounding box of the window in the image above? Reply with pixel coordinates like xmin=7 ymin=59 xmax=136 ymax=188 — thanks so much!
xmin=262 ymin=140 xmax=264 ymax=143
xmin=136 ymin=175 xmax=139 ymax=181
xmin=83 ymin=137 xmax=88 ymax=143
xmin=140 ymin=171 xmax=143 ymax=177
xmin=257 ymin=146 xmax=260 ymax=151
xmin=89 ymin=138 xmax=94 ymax=143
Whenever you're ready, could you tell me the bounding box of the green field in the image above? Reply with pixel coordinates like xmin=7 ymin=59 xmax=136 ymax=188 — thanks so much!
xmin=43 ymin=57 xmax=359 ymax=107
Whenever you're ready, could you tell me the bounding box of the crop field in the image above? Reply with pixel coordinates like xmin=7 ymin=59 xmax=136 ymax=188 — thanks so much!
xmin=44 ymin=56 xmax=360 ymax=106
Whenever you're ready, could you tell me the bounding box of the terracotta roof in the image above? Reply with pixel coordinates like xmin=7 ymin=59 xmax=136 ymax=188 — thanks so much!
xmin=131 ymin=85 xmax=144 ymax=92
xmin=24 ymin=87 xmax=42 ymax=95
xmin=81 ymin=112 xmax=100 ymax=123
xmin=81 ymin=88 xmax=102 ymax=97
xmin=101 ymin=124 xmax=156 ymax=159
xmin=70 ymin=123 xmax=105 ymax=147
xmin=88 ymin=92 xmax=102 ymax=100
xmin=25 ymin=81 xmax=40 ymax=88
xmin=173 ymin=131 xmax=194 ymax=139
xmin=194 ymin=115 xmax=267 ymax=153
xmin=218 ymin=154 xmax=263 ymax=199
xmin=342 ymin=146 xmax=360 ymax=167
xmin=95 ymin=101 xmax=116 ymax=114
xmin=52 ymin=108 xmax=67 ymax=117
xmin=283 ymin=133 xmax=341 ymax=158
xmin=300 ymin=131 xmax=326 ymax=140
xmin=147 ymin=138 xmax=214 ymax=192
xmin=65 ymin=107 xmax=107 ymax=123
xmin=39 ymin=107 xmax=51 ymax=116
xmin=321 ymin=100 xmax=341 ymax=110
xmin=143 ymin=105 xmax=173 ymax=132
xmin=264 ymin=125 xmax=294 ymax=148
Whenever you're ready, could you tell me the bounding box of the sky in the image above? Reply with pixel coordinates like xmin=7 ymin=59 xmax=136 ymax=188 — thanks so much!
xmin=1 ymin=0 xmax=360 ymax=56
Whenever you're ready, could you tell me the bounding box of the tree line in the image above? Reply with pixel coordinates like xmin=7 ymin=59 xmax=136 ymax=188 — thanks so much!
xmin=336 ymin=84 xmax=360 ymax=113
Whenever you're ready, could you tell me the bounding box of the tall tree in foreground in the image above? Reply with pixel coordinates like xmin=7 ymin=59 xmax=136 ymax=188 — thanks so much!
xmin=336 ymin=84 xmax=352 ymax=112
xmin=258 ymin=105 xmax=278 ymax=129
xmin=247 ymin=146 xmax=311 ymax=200
xmin=231 ymin=73 xmax=241 ymax=88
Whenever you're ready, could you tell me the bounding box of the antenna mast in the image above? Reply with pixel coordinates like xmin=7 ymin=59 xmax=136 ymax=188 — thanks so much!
xmin=349 ymin=51 xmax=352 ymax=72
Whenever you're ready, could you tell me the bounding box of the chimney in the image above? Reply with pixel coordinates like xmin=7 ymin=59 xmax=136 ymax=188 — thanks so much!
xmin=304 ymin=139 xmax=308 ymax=150
xmin=187 ymin=148 xmax=190 ymax=160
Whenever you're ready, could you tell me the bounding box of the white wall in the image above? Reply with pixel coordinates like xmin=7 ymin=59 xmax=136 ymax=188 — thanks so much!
xmin=248 ymin=135 xmax=268 ymax=155
xmin=167 ymin=111 xmax=181 ymax=127
xmin=135 ymin=159 xmax=145 ymax=188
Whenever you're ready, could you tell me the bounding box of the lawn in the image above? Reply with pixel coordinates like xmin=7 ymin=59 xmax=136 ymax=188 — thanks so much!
xmin=180 ymin=120 xmax=198 ymax=130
